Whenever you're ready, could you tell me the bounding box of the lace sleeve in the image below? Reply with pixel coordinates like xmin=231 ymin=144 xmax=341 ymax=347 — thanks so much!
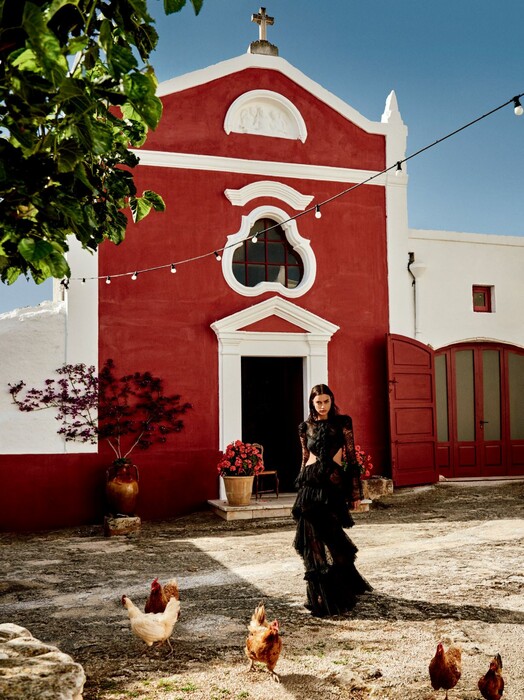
xmin=341 ymin=415 xmax=363 ymax=501
xmin=298 ymin=421 xmax=309 ymax=470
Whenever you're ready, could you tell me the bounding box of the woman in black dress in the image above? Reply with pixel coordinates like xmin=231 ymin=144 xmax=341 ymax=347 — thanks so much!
xmin=292 ymin=384 xmax=372 ymax=617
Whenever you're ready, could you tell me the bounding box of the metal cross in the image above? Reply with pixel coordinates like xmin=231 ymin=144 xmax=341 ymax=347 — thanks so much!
xmin=251 ymin=7 xmax=274 ymax=42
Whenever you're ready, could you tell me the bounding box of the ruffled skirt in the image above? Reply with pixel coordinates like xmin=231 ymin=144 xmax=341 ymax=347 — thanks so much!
xmin=292 ymin=460 xmax=372 ymax=616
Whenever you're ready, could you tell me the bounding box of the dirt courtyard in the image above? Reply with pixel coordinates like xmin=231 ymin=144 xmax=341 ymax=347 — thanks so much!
xmin=1 ymin=480 xmax=524 ymax=700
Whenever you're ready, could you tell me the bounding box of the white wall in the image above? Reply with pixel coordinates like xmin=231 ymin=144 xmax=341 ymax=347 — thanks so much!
xmin=406 ymin=229 xmax=524 ymax=350
xmin=0 ymin=241 xmax=98 ymax=454
xmin=0 ymin=301 xmax=70 ymax=453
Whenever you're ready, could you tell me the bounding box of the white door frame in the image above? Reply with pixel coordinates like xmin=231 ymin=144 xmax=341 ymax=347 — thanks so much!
xmin=211 ymin=297 xmax=339 ymax=497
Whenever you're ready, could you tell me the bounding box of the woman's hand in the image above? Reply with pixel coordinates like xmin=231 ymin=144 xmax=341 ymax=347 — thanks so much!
xmin=329 ymin=469 xmax=342 ymax=485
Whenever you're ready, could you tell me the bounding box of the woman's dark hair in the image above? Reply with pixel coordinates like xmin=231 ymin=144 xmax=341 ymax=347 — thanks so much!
xmin=307 ymin=383 xmax=340 ymax=422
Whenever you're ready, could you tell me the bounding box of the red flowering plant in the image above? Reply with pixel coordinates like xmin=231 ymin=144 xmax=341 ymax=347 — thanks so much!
xmin=342 ymin=445 xmax=373 ymax=480
xmin=217 ymin=440 xmax=264 ymax=477
xmin=354 ymin=445 xmax=373 ymax=479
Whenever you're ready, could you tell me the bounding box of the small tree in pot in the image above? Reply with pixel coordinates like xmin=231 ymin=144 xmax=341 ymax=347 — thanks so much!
xmin=9 ymin=359 xmax=191 ymax=515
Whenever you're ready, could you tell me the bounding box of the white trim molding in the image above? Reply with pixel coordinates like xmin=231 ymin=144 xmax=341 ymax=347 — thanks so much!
xmin=211 ymin=296 xmax=339 ymax=458
xmin=221 ymin=204 xmax=316 ymax=298
xmin=224 ymin=89 xmax=307 ymax=142
xmin=224 ymin=180 xmax=314 ymax=210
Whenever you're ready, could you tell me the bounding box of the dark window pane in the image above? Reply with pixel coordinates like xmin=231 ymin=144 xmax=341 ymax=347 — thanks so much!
xmin=233 ymin=246 xmax=245 ymax=262
xmin=246 ymin=240 xmax=266 ymax=263
xmin=247 ymin=264 xmax=266 ymax=286
xmin=267 ymin=241 xmax=286 ymax=264
xmin=232 ymin=265 xmax=246 ymax=285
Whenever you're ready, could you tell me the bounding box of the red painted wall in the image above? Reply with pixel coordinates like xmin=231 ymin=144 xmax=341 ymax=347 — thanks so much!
xmin=0 ymin=64 xmax=389 ymax=531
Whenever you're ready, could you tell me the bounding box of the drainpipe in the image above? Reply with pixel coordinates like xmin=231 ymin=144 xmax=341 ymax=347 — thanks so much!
xmin=407 ymin=252 xmax=417 ymax=337
xmin=407 ymin=252 xmax=427 ymax=339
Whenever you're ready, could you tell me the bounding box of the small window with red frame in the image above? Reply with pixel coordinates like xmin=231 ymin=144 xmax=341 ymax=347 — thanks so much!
xmin=472 ymin=285 xmax=492 ymax=313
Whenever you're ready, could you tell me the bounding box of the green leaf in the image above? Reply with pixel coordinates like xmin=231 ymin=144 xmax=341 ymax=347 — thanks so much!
xmin=121 ymin=73 xmax=162 ymax=130
xmin=107 ymin=43 xmax=138 ymax=77
xmin=142 ymin=190 xmax=166 ymax=213
xmin=163 ymin=0 xmax=203 ymax=15
xmin=4 ymin=267 xmax=22 ymax=285
xmin=22 ymin=2 xmax=69 ymax=86
xmin=11 ymin=48 xmax=41 ymax=73
xmin=18 ymin=238 xmax=54 ymax=262
xmin=129 ymin=190 xmax=166 ymax=222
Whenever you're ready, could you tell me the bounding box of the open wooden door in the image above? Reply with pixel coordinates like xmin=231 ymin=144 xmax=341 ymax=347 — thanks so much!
xmin=387 ymin=334 xmax=438 ymax=486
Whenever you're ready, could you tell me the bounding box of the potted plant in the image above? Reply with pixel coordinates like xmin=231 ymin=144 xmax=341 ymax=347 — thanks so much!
xmin=217 ymin=440 xmax=264 ymax=506
xmin=9 ymin=359 xmax=191 ymax=516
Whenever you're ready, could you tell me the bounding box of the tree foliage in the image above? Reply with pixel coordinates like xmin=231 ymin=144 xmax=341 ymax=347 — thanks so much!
xmin=0 ymin=0 xmax=203 ymax=285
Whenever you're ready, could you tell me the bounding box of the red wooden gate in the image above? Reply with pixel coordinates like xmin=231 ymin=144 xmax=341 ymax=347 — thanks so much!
xmin=387 ymin=334 xmax=438 ymax=486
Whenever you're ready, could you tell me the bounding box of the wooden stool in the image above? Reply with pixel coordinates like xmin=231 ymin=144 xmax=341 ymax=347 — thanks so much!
xmin=255 ymin=470 xmax=279 ymax=499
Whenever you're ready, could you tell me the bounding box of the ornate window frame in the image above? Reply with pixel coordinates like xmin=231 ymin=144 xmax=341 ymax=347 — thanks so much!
xmin=221 ymin=204 xmax=316 ymax=298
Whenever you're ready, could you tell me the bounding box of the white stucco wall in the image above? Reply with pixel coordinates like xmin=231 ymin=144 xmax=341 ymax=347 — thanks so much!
xmin=0 ymin=241 xmax=98 ymax=454
xmin=406 ymin=229 xmax=524 ymax=350
xmin=0 ymin=301 xmax=72 ymax=453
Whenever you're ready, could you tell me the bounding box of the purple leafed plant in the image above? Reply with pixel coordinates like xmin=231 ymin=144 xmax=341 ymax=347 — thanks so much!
xmin=9 ymin=359 xmax=191 ymax=463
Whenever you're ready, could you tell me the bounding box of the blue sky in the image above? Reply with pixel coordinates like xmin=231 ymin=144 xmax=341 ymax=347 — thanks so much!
xmin=1 ymin=0 xmax=523 ymax=313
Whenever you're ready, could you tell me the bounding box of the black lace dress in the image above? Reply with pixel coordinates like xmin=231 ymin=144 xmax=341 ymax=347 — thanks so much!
xmin=292 ymin=415 xmax=372 ymax=616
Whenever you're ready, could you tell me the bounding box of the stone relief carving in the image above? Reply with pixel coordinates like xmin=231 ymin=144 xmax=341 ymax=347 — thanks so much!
xmin=224 ymin=90 xmax=307 ymax=142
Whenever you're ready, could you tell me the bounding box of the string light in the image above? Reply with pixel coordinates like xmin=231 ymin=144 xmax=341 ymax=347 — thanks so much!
xmin=81 ymin=278 xmax=86 ymax=284
xmin=131 ymin=271 xmax=138 ymax=280
xmin=252 ymin=234 xmax=258 ymax=243
xmin=66 ymin=91 xmax=523 ymax=286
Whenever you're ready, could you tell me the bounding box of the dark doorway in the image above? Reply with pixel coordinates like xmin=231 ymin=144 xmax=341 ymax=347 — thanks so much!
xmin=241 ymin=357 xmax=304 ymax=492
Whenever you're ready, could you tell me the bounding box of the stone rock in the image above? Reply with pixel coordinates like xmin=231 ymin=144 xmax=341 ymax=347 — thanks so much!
xmin=362 ymin=476 xmax=394 ymax=501
xmin=104 ymin=515 xmax=141 ymax=537
xmin=0 ymin=623 xmax=85 ymax=700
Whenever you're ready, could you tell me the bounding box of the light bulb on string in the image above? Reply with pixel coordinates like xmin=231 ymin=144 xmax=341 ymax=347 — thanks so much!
xmin=214 ymin=251 xmax=222 ymax=261
xmin=514 ymin=97 xmax=524 ymax=116
xmin=131 ymin=271 xmax=138 ymax=281
xmin=315 ymin=204 xmax=322 ymax=219
xmin=81 ymin=278 xmax=86 ymax=285
xmin=105 ymin=276 xmax=111 ymax=285
xmin=395 ymin=162 xmax=402 ymax=176
xmin=171 ymin=264 xmax=177 ymax=274
xmin=252 ymin=234 xmax=258 ymax=243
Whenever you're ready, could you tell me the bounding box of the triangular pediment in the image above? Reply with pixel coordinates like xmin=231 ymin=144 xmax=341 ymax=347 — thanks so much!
xmin=211 ymin=297 xmax=339 ymax=336
xmin=157 ymin=54 xmax=388 ymax=136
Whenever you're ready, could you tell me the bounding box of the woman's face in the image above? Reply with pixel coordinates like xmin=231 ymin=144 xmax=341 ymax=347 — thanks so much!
xmin=312 ymin=393 xmax=332 ymax=419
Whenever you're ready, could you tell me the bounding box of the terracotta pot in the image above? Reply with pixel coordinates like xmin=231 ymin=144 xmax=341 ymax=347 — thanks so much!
xmin=222 ymin=475 xmax=255 ymax=506
xmin=105 ymin=463 xmax=139 ymax=516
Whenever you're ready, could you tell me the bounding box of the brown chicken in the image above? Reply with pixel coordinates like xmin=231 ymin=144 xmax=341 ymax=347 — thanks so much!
xmin=144 ymin=577 xmax=180 ymax=614
xmin=122 ymin=594 xmax=180 ymax=651
xmin=245 ymin=603 xmax=282 ymax=682
xmin=429 ymin=643 xmax=462 ymax=699
xmin=478 ymin=654 xmax=504 ymax=700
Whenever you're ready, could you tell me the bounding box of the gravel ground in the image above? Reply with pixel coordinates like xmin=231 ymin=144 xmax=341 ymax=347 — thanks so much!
xmin=1 ymin=480 xmax=524 ymax=700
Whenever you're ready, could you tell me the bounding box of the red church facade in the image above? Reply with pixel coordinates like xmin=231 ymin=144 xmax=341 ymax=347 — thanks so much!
xmin=97 ymin=54 xmax=392 ymax=520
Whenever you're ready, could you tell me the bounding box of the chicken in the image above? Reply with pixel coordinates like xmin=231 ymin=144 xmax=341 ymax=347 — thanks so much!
xmin=429 ymin=643 xmax=462 ymax=699
xmin=478 ymin=654 xmax=504 ymax=700
xmin=144 ymin=577 xmax=180 ymax=614
xmin=244 ymin=603 xmax=282 ymax=682
xmin=121 ymin=594 xmax=180 ymax=651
